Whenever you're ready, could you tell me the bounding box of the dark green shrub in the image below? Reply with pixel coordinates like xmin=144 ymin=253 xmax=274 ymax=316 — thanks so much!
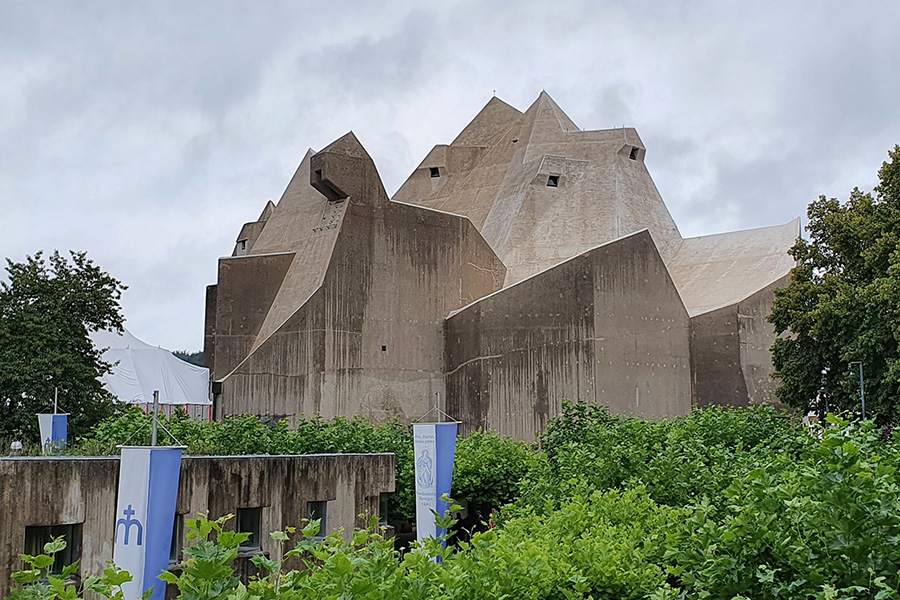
xmin=518 ymin=401 xmax=812 ymax=512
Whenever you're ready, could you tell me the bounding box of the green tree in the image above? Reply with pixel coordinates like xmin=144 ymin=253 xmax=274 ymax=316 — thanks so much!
xmin=172 ymin=350 xmax=204 ymax=367
xmin=0 ymin=250 xmax=126 ymax=443
xmin=769 ymin=145 xmax=900 ymax=422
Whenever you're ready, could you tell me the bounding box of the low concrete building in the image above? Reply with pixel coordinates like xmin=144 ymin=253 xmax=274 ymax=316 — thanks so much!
xmin=205 ymin=92 xmax=798 ymax=438
xmin=0 ymin=453 xmax=394 ymax=598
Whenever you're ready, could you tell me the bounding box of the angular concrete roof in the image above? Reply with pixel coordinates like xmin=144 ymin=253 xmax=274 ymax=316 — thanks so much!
xmin=393 ymin=91 xmax=682 ymax=285
xmin=395 ymin=92 xmax=798 ymax=315
xmin=666 ymin=218 xmax=800 ymax=316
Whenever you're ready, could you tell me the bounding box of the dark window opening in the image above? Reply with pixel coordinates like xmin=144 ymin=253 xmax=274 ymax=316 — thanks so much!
xmin=169 ymin=515 xmax=184 ymax=565
xmin=547 ymin=175 xmax=559 ymax=187
xmin=236 ymin=507 xmax=262 ymax=552
xmin=629 ymin=147 xmax=639 ymax=160
xmin=379 ymin=493 xmax=390 ymax=526
xmin=381 ymin=345 xmax=387 ymax=352
xmin=512 ymin=139 xmax=518 ymax=143
xmin=314 ymin=169 xmax=323 ymax=182
xmin=307 ymin=501 xmax=328 ymax=539
xmin=24 ymin=524 xmax=82 ymax=577
xmin=429 ymin=167 xmax=440 ymax=178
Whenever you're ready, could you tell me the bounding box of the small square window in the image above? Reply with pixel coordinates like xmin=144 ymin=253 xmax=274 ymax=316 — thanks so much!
xmin=236 ymin=507 xmax=262 ymax=552
xmin=629 ymin=146 xmax=639 ymax=160
xmin=381 ymin=345 xmax=387 ymax=352
xmin=547 ymin=175 xmax=559 ymax=187
xmin=24 ymin=524 xmax=82 ymax=577
xmin=307 ymin=501 xmax=328 ymax=539
xmin=429 ymin=167 xmax=440 ymax=178
xmin=169 ymin=515 xmax=184 ymax=565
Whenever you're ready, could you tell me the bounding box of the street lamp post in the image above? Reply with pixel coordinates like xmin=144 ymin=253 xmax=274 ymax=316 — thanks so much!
xmin=820 ymin=368 xmax=830 ymax=415
xmin=848 ymin=362 xmax=865 ymax=420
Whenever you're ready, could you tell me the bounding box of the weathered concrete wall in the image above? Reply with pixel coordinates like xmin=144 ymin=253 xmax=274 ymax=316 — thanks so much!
xmin=0 ymin=458 xmax=119 ymax=599
xmin=690 ymin=276 xmax=788 ymax=407
xmin=0 ymin=453 xmax=394 ymax=599
xmin=446 ymin=230 xmax=692 ymax=441
xmin=220 ymin=200 xmax=505 ymax=424
xmin=212 ymin=253 xmax=295 ymax=378
xmin=204 ymin=284 xmax=217 ymax=371
xmin=216 ymin=134 xmax=505 ymax=424
xmin=738 ymin=277 xmax=787 ymax=405
xmin=689 ymin=304 xmax=746 ymax=407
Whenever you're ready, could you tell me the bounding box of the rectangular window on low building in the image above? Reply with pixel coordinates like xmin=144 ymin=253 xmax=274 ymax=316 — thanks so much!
xmin=24 ymin=524 xmax=82 ymax=577
xmin=379 ymin=493 xmax=389 ymax=526
xmin=169 ymin=515 xmax=184 ymax=565
xmin=307 ymin=501 xmax=327 ymax=539
xmin=547 ymin=175 xmax=559 ymax=187
xmin=236 ymin=507 xmax=262 ymax=553
xmin=429 ymin=167 xmax=440 ymax=178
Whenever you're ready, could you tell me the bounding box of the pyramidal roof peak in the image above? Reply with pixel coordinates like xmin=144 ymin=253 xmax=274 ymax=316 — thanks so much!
xmin=451 ymin=95 xmax=523 ymax=147
xmin=523 ymin=91 xmax=580 ymax=133
xmin=317 ymin=131 xmax=371 ymax=159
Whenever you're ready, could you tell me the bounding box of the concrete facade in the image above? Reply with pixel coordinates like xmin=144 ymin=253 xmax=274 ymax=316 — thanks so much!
xmin=446 ymin=230 xmax=691 ymax=439
xmin=0 ymin=453 xmax=394 ymax=599
xmin=205 ymin=92 xmax=798 ymax=436
xmin=208 ymin=135 xmax=504 ymax=424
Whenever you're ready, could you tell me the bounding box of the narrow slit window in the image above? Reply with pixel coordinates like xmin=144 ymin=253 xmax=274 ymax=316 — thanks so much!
xmin=547 ymin=175 xmax=559 ymax=187
xmin=169 ymin=515 xmax=184 ymax=565
xmin=379 ymin=493 xmax=390 ymax=526
xmin=429 ymin=167 xmax=440 ymax=178
xmin=629 ymin=147 xmax=639 ymax=160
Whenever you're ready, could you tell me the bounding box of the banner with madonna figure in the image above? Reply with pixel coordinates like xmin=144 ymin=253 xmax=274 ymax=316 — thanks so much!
xmin=413 ymin=422 xmax=458 ymax=542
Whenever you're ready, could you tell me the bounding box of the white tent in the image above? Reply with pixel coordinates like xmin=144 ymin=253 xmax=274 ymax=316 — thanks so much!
xmin=91 ymin=328 xmax=211 ymax=412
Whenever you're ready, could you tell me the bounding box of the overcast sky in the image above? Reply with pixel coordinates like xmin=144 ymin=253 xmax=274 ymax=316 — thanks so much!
xmin=2 ymin=1 xmax=899 ymax=352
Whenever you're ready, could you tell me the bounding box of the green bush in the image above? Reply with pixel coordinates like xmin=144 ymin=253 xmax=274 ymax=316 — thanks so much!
xmin=74 ymin=409 xmax=418 ymax=524
xmin=517 ymin=401 xmax=812 ymax=512
xmin=72 ymin=411 xmax=535 ymax=526
xmin=11 ymin=413 xmax=900 ymax=599
xmin=452 ymin=430 xmax=535 ymax=508
xmin=663 ymin=414 xmax=900 ymax=599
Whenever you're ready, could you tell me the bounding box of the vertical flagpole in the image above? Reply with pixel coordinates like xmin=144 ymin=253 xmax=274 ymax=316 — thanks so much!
xmin=151 ymin=391 xmax=159 ymax=447
xmin=54 ymin=388 xmax=58 ymax=414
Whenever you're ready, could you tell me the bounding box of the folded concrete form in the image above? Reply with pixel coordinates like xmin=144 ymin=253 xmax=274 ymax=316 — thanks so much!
xmin=205 ymin=92 xmax=797 ymax=439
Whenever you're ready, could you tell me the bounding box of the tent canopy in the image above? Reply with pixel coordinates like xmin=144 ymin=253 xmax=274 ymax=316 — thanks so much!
xmin=91 ymin=328 xmax=211 ymax=406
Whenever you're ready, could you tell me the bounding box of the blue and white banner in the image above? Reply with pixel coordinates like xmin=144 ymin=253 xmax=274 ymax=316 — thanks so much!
xmin=37 ymin=414 xmax=67 ymax=454
xmin=113 ymin=447 xmax=183 ymax=600
xmin=413 ymin=422 xmax=458 ymax=542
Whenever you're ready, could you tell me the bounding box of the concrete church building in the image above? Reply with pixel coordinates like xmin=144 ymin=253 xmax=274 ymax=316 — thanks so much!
xmin=204 ymin=92 xmax=798 ymax=441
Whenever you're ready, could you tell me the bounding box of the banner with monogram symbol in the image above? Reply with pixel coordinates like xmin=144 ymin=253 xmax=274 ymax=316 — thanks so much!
xmin=113 ymin=446 xmax=183 ymax=600
xmin=412 ymin=422 xmax=458 ymax=542
xmin=37 ymin=413 xmax=67 ymax=454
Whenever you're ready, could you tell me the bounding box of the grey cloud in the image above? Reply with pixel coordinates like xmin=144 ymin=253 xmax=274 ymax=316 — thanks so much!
xmin=2 ymin=0 xmax=899 ymax=350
